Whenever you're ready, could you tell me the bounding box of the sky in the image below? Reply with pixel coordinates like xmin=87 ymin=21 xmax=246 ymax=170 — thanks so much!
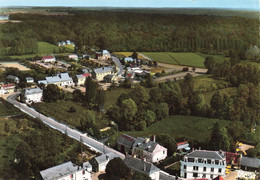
xmin=0 ymin=0 xmax=259 ymax=10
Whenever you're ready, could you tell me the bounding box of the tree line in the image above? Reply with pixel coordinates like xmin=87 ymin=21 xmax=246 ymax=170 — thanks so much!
xmin=0 ymin=11 xmax=257 ymax=56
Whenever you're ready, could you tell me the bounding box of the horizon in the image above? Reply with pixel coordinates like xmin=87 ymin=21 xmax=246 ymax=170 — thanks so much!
xmin=0 ymin=0 xmax=259 ymax=11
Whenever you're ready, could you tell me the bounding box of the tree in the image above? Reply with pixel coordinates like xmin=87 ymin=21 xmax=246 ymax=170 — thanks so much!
xmin=105 ymin=158 xmax=130 ymax=179
xmin=72 ymin=89 xmax=84 ymax=102
xmin=188 ymin=92 xmax=206 ymax=116
xmin=141 ymin=110 xmax=156 ymax=125
xmin=95 ymin=89 xmax=106 ymax=112
xmin=43 ymin=84 xmax=64 ymax=102
xmin=85 ymin=77 xmax=99 ymax=106
xmin=80 ymin=110 xmax=96 ymax=131
xmin=156 ymin=134 xmax=177 ymax=156
xmin=210 ymin=122 xmax=231 ymax=151
xmin=131 ymin=51 xmax=138 ymax=60
xmin=156 ymin=103 xmax=169 ymax=120
xmin=210 ymin=91 xmax=232 ymax=119
xmin=204 ymin=56 xmax=216 ymax=74
xmin=4 ymin=121 xmax=10 ymax=133
xmin=149 ymin=87 xmax=162 ymax=103
xmin=181 ymin=73 xmax=194 ymax=96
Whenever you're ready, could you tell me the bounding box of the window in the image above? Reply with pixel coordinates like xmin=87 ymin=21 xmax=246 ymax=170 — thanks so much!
xmin=218 ymin=168 xmax=222 ymax=173
xmin=70 ymin=174 xmax=73 ymax=178
xmin=193 ymin=166 xmax=198 ymax=171
xmin=184 ymin=165 xmax=187 ymax=170
xmin=184 ymin=173 xmax=187 ymax=178
xmin=210 ymin=175 xmax=213 ymax=179
xmin=82 ymin=170 xmax=85 ymax=174
xmin=193 ymin=173 xmax=198 ymax=178
xmin=203 ymin=167 xmax=207 ymax=172
xmin=211 ymin=168 xmax=214 ymax=172
xmin=203 ymin=174 xmax=206 ymax=178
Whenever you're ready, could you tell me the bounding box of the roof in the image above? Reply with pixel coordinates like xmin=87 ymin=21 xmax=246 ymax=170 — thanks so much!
xmin=159 ymin=171 xmax=176 ymax=180
xmin=1 ymin=84 xmax=15 ymax=88
xmin=7 ymin=75 xmax=19 ymax=80
xmin=213 ymin=176 xmax=224 ymax=180
xmin=26 ymin=77 xmax=34 ymax=81
xmin=40 ymin=161 xmax=78 ymax=180
xmin=241 ymin=156 xmax=260 ymax=168
xmin=177 ymin=141 xmax=190 ymax=150
xmin=132 ymin=137 xmax=159 ymax=153
xmin=185 ymin=150 xmax=225 ymax=160
xmin=104 ymin=74 xmax=114 ymax=79
xmin=76 ymin=73 xmax=90 ymax=80
xmin=125 ymin=57 xmax=134 ymax=61
xmin=117 ymin=134 xmax=136 ymax=148
xmin=38 ymin=80 xmax=48 ymax=85
xmin=82 ymin=69 xmax=90 ymax=74
xmin=225 ymin=152 xmax=240 ymax=164
xmin=42 ymin=55 xmax=55 ymax=60
xmin=23 ymin=88 xmax=43 ymax=95
xmin=95 ymin=152 xmax=121 ymax=164
xmin=102 ymin=50 xmax=110 ymax=55
xmin=94 ymin=67 xmax=113 ymax=74
xmin=45 ymin=73 xmax=72 ymax=83
xmin=124 ymin=156 xmax=160 ymax=175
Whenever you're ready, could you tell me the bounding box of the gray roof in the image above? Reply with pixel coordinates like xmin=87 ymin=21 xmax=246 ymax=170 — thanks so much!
xmin=76 ymin=74 xmax=84 ymax=79
xmin=45 ymin=73 xmax=72 ymax=83
xmin=117 ymin=134 xmax=136 ymax=149
xmin=125 ymin=57 xmax=134 ymax=61
xmin=94 ymin=67 xmax=113 ymax=74
xmin=102 ymin=50 xmax=110 ymax=55
xmin=38 ymin=80 xmax=48 ymax=85
xmin=26 ymin=77 xmax=34 ymax=81
xmin=82 ymin=69 xmax=90 ymax=74
xmin=124 ymin=156 xmax=160 ymax=175
xmin=7 ymin=75 xmax=19 ymax=80
xmin=132 ymin=137 xmax=158 ymax=153
xmin=186 ymin=150 xmax=225 ymax=160
xmin=159 ymin=171 xmax=176 ymax=180
xmin=241 ymin=157 xmax=260 ymax=169
xmin=23 ymin=88 xmax=42 ymax=95
xmin=95 ymin=152 xmax=121 ymax=165
xmin=40 ymin=161 xmax=78 ymax=180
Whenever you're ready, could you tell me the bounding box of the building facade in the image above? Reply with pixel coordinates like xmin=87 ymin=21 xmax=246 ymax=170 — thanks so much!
xmin=38 ymin=73 xmax=74 ymax=87
xmin=21 ymin=88 xmax=43 ymax=104
xmin=180 ymin=150 xmax=226 ymax=179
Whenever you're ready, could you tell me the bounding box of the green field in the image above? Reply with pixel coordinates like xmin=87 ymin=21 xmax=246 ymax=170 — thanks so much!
xmin=32 ymin=100 xmax=108 ymax=129
xmin=108 ymin=115 xmax=230 ymax=146
xmin=8 ymin=41 xmax=74 ymax=59
xmin=0 ymin=98 xmax=19 ymax=117
xmin=104 ymin=88 xmax=132 ymax=109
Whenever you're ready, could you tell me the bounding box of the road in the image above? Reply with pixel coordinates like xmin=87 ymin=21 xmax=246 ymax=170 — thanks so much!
xmin=111 ymin=56 xmax=124 ymax=76
xmin=155 ymin=71 xmax=202 ymax=82
xmin=6 ymin=93 xmax=125 ymax=159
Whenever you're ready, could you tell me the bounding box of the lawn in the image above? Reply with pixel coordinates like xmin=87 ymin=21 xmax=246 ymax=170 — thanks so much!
xmin=108 ymin=115 xmax=230 ymax=146
xmin=196 ymin=53 xmax=227 ymax=63
xmin=8 ymin=41 xmax=74 ymax=59
xmin=32 ymin=100 xmax=109 ymax=129
xmin=104 ymin=88 xmax=132 ymax=109
xmin=112 ymin=52 xmax=145 ymax=60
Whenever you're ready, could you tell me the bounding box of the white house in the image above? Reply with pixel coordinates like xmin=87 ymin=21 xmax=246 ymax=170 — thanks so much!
xmin=90 ymin=152 xmax=122 ymax=172
xmin=20 ymin=88 xmax=43 ymax=104
xmin=0 ymin=84 xmax=15 ymax=94
xmin=38 ymin=73 xmax=74 ymax=87
xmin=124 ymin=156 xmax=161 ymax=180
xmin=26 ymin=77 xmax=34 ymax=83
xmin=42 ymin=55 xmax=56 ymax=63
xmin=76 ymin=73 xmax=91 ymax=86
xmin=180 ymin=150 xmax=226 ymax=179
xmin=40 ymin=161 xmax=92 ymax=180
xmin=132 ymin=137 xmax=167 ymax=163
xmin=94 ymin=67 xmax=114 ymax=81
xmin=7 ymin=75 xmax=20 ymax=84
xmin=99 ymin=50 xmax=111 ymax=60
xmin=124 ymin=57 xmax=134 ymax=62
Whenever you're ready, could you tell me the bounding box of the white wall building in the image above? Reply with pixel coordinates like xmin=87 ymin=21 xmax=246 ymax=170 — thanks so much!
xmin=132 ymin=137 xmax=167 ymax=163
xmin=180 ymin=150 xmax=226 ymax=179
xmin=42 ymin=55 xmax=56 ymax=63
xmin=38 ymin=73 xmax=74 ymax=87
xmin=21 ymin=88 xmax=43 ymax=104
xmin=91 ymin=152 xmax=122 ymax=172
xmin=40 ymin=161 xmax=92 ymax=180
xmin=94 ymin=67 xmax=114 ymax=81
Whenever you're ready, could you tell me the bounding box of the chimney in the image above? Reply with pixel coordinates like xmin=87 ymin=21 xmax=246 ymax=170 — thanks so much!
xmin=145 ymin=138 xmax=149 ymax=144
xmin=153 ymin=135 xmax=156 ymax=142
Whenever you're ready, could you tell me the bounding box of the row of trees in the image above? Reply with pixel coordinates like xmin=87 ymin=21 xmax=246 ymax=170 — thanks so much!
xmin=0 ymin=11 xmax=257 ymax=55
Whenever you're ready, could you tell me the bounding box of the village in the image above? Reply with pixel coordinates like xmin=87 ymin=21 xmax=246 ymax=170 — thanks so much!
xmin=0 ymin=46 xmax=259 ymax=180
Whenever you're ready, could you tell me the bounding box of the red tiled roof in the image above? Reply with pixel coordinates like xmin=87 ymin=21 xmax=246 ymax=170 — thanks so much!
xmin=42 ymin=55 xmax=55 ymax=59
xmin=83 ymin=73 xmax=90 ymax=77
xmin=177 ymin=141 xmax=188 ymax=146
xmin=2 ymin=84 xmax=15 ymax=88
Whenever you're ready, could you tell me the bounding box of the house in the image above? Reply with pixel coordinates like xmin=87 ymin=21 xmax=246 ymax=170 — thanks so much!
xmin=240 ymin=156 xmax=260 ymax=171
xmin=100 ymin=50 xmax=111 ymax=60
xmin=124 ymin=156 xmax=161 ymax=180
xmin=39 ymin=161 xmax=92 ymax=180
xmin=225 ymin=152 xmax=240 ymax=167
xmin=90 ymin=152 xmax=122 ymax=172
xmin=7 ymin=75 xmax=20 ymax=84
xmin=38 ymin=73 xmax=74 ymax=87
xmin=0 ymin=83 xmax=15 ymax=94
xmin=124 ymin=57 xmax=134 ymax=62
xmin=68 ymin=54 xmax=79 ymax=61
xmin=66 ymin=40 xmax=71 ymax=45
xmin=180 ymin=150 xmax=226 ymax=179
xmin=103 ymin=74 xmax=114 ymax=83
xmin=132 ymin=137 xmax=167 ymax=163
xmin=117 ymin=134 xmax=136 ymax=154
xmin=177 ymin=141 xmax=190 ymax=154
xmin=20 ymin=88 xmax=43 ymax=104
xmin=42 ymin=55 xmax=56 ymax=63
xmin=76 ymin=73 xmax=90 ymax=86
xmin=94 ymin=67 xmax=114 ymax=81
xmin=26 ymin=77 xmax=34 ymax=83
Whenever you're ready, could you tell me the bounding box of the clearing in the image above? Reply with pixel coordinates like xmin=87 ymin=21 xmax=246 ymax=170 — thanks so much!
xmin=0 ymin=62 xmax=30 ymax=71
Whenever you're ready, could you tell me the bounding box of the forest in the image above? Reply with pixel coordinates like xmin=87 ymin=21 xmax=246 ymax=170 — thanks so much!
xmin=0 ymin=9 xmax=258 ymax=57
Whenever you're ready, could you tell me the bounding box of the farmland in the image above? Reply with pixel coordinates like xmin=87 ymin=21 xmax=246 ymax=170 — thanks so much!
xmin=0 ymin=62 xmax=31 ymax=71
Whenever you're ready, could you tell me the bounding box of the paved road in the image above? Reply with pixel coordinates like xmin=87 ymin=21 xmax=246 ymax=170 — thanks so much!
xmin=111 ymin=56 xmax=124 ymax=76
xmin=155 ymin=71 xmax=202 ymax=82
xmin=6 ymin=93 xmax=125 ymax=159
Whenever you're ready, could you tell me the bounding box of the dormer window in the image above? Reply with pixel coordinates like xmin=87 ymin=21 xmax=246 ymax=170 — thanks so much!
xmin=211 ymin=159 xmax=215 ymax=164
xmin=219 ymin=160 xmax=222 ymax=165
xmin=194 ymin=158 xmax=198 ymax=163
xmin=184 ymin=157 xmax=188 ymax=162
xmin=203 ymin=159 xmax=207 ymax=164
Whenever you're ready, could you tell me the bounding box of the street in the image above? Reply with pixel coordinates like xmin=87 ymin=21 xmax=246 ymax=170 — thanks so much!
xmin=6 ymin=93 xmax=125 ymax=159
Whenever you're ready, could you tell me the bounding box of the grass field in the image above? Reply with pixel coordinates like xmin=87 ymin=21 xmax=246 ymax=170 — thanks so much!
xmin=8 ymin=41 xmax=74 ymax=59
xmin=108 ymin=115 xmax=231 ymax=146
xmin=0 ymin=98 xmax=19 ymax=117
xmin=113 ymin=52 xmax=145 ymax=60
xmin=32 ymin=100 xmax=108 ymax=129
xmin=104 ymin=88 xmax=133 ymax=109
